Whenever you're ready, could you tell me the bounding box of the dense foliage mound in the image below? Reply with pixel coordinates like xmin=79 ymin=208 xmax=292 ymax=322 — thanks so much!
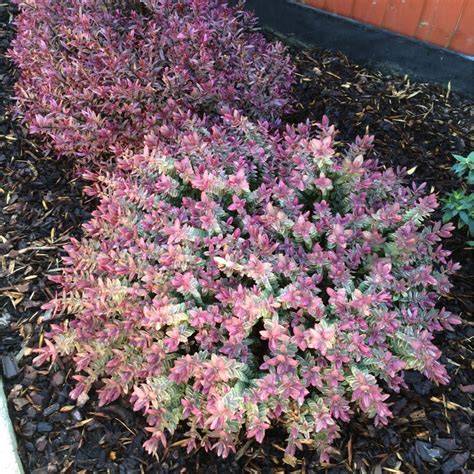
xmin=10 ymin=0 xmax=293 ymax=166
xmin=36 ymin=112 xmax=461 ymax=461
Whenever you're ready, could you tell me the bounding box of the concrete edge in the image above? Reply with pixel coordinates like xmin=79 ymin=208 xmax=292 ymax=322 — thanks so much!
xmin=242 ymin=0 xmax=474 ymax=98
xmin=0 ymin=377 xmax=24 ymax=474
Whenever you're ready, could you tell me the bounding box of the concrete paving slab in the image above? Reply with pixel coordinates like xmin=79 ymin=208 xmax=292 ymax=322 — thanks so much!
xmin=0 ymin=377 xmax=24 ymax=474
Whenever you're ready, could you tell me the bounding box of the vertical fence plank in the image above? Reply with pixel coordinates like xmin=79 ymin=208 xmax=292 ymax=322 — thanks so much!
xmin=449 ymin=0 xmax=474 ymax=55
xmin=351 ymin=0 xmax=389 ymax=27
xmin=416 ymin=0 xmax=465 ymax=48
xmin=383 ymin=0 xmax=425 ymax=36
xmin=325 ymin=0 xmax=355 ymax=16
xmin=304 ymin=0 xmax=327 ymax=9
xmin=415 ymin=0 xmax=439 ymax=43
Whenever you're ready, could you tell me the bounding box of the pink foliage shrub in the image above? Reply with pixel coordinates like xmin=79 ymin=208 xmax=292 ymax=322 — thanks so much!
xmin=10 ymin=0 xmax=294 ymax=166
xmin=36 ymin=112 xmax=461 ymax=461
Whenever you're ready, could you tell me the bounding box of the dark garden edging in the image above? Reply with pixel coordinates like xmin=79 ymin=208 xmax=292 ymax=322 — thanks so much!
xmin=243 ymin=0 xmax=474 ymax=98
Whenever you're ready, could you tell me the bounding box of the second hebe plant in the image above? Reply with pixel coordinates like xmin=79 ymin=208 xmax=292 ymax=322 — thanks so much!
xmin=11 ymin=0 xmax=294 ymax=166
xmin=36 ymin=113 xmax=460 ymax=461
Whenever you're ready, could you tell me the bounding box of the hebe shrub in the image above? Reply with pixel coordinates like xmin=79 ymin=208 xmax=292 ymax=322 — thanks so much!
xmin=36 ymin=112 xmax=461 ymax=461
xmin=11 ymin=0 xmax=293 ymax=165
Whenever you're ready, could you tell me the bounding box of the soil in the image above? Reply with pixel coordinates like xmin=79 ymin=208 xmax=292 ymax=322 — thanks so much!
xmin=1 ymin=2 xmax=473 ymax=473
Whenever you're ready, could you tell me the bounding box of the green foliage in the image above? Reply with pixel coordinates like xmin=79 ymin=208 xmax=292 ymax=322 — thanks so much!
xmin=451 ymin=151 xmax=474 ymax=184
xmin=442 ymin=152 xmax=474 ymax=244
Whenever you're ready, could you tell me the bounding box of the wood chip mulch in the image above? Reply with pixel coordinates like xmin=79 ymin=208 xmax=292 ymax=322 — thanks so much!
xmin=1 ymin=4 xmax=473 ymax=473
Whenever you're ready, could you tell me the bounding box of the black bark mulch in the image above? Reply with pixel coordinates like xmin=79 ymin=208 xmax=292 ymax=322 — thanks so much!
xmin=1 ymin=3 xmax=473 ymax=473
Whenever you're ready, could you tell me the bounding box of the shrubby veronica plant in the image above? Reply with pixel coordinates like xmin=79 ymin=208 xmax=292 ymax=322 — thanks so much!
xmin=11 ymin=0 xmax=293 ymax=166
xmin=35 ymin=112 xmax=461 ymax=462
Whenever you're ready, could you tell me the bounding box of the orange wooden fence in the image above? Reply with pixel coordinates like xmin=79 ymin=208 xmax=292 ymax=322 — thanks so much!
xmin=301 ymin=0 xmax=474 ymax=55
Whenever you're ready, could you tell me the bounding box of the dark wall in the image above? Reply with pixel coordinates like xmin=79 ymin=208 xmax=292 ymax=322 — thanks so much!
xmin=243 ymin=0 xmax=474 ymax=98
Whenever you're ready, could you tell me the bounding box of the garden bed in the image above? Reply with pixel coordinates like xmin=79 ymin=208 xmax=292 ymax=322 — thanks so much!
xmin=1 ymin=2 xmax=472 ymax=473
